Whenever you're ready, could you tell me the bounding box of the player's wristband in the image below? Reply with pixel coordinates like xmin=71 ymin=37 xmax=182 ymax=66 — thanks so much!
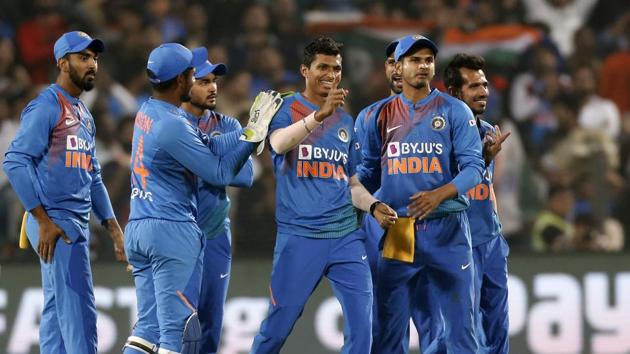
xmin=369 ymin=201 xmax=383 ymax=217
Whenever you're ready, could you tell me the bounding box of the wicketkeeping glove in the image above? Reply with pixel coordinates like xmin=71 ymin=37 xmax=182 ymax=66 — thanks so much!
xmin=240 ymin=90 xmax=283 ymax=155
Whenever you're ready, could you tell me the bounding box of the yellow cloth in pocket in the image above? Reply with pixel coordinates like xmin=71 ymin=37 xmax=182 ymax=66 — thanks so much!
xmin=382 ymin=217 xmax=416 ymax=263
xmin=19 ymin=211 xmax=29 ymax=249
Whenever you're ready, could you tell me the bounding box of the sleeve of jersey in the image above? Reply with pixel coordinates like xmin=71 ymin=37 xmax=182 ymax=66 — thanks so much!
xmin=207 ymin=117 xmax=244 ymax=155
xmin=158 ymin=118 xmax=252 ymax=187
xmin=450 ymin=104 xmax=484 ymax=195
xmin=2 ymin=99 xmax=58 ymax=211
xmin=90 ymin=147 xmax=115 ymax=222
xmin=347 ymin=126 xmax=361 ymax=179
xmin=356 ymin=109 xmax=381 ymax=192
xmin=230 ymin=157 xmax=254 ymax=188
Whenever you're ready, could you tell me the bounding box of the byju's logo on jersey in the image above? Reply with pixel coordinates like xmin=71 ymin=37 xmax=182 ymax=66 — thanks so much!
xmin=338 ymin=128 xmax=349 ymax=143
xmin=66 ymin=135 xmax=93 ymax=151
xmin=298 ymin=144 xmax=312 ymax=160
xmin=431 ymin=116 xmax=446 ymax=131
xmin=67 ymin=135 xmax=78 ymax=151
xmin=387 ymin=142 xmax=400 ymax=157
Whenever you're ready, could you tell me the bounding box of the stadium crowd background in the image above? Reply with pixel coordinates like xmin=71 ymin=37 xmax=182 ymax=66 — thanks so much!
xmin=0 ymin=0 xmax=629 ymax=262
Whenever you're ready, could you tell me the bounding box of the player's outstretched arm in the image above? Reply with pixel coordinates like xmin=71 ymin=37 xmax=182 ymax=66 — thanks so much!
xmin=349 ymin=175 xmax=397 ymax=228
xmin=159 ymin=117 xmax=253 ymax=187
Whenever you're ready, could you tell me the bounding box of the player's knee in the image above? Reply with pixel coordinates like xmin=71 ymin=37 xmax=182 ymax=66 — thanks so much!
xmin=181 ymin=312 xmax=203 ymax=354
xmin=123 ymin=336 xmax=158 ymax=354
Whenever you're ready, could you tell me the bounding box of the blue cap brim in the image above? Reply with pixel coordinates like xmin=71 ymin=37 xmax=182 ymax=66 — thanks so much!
xmin=394 ymin=35 xmax=439 ymax=61
xmin=74 ymin=38 xmax=105 ymax=55
xmin=194 ymin=62 xmax=228 ymax=79
xmin=385 ymin=41 xmax=398 ymax=58
xmin=190 ymin=48 xmax=206 ymax=69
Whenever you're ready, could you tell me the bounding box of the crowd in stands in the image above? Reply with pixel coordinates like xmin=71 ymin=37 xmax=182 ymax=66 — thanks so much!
xmin=1 ymin=0 xmax=629 ymax=261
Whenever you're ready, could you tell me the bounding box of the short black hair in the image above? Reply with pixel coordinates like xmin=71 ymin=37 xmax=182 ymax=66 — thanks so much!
xmin=148 ymin=68 xmax=192 ymax=92
xmin=443 ymin=53 xmax=486 ymax=90
xmin=303 ymin=36 xmax=343 ymax=67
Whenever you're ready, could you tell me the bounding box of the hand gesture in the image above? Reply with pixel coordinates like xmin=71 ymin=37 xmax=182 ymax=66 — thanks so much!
xmin=38 ymin=219 xmax=71 ymax=263
xmin=483 ymin=125 xmax=511 ymax=164
xmin=373 ymin=202 xmax=398 ymax=228
xmin=408 ymin=190 xmax=443 ymax=220
xmin=315 ymin=75 xmax=348 ymax=122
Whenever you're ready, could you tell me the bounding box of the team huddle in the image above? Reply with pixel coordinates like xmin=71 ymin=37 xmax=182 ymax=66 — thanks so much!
xmin=3 ymin=30 xmax=510 ymax=354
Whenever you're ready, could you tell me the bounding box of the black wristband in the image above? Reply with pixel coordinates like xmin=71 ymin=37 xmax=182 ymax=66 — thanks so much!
xmin=369 ymin=201 xmax=382 ymax=217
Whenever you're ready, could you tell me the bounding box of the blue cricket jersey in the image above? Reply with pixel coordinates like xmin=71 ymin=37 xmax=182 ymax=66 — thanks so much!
xmin=269 ymin=93 xmax=361 ymax=238
xmin=467 ymin=118 xmax=502 ymax=247
xmin=3 ymin=84 xmax=114 ymax=225
xmin=183 ymin=109 xmax=254 ymax=239
xmin=128 ymin=98 xmax=250 ymax=223
xmin=359 ymin=89 xmax=484 ymax=216
xmin=354 ymin=97 xmax=391 ymax=194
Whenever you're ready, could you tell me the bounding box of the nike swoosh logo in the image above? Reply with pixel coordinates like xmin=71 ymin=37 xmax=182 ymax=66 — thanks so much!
xmin=220 ymin=273 xmax=229 ymax=279
xmin=386 ymin=125 xmax=402 ymax=133
xmin=361 ymin=255 xmax=367 ymax=260
xmin=65 ymin=119 xmax=75 ymax=125
xmin=461 ymin=263 xmax=471 ymax=270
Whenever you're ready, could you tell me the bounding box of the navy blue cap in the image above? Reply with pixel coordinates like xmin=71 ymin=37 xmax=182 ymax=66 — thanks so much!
xmin=147 ymin=43 xmax=206 ymax=84
xmin=394 ymin=35 xmax=439 ymax=61
xmin=54 ymin=31 xmax=105 ymax=61
xmin=191 ymin=47 xmax=228 ymax=79
xmin=385 ymin=39 xmax=399 ymax=58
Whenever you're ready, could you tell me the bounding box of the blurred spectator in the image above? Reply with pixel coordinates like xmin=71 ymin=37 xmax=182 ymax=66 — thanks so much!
xmin=523 ymin=0 xmax=597 ymax=56
xmin=494 ymin=118 xmax=527 ymax=241
xmin=599 ymin=19 xmax=630 ymax=116
xmin=250 ymin=46 xmax=300 ymax=95
xmin=573 ymin=213 xmax=624 ymax=252
xmin=567 ymin=26 xmax=601 ymax=72
xmin=229 ymin=3 xmax=278 ymax=72
xmin=0 ymin=36 xmax=31 ymax=101
xmin=183 ymin=3 xmax=208 ymax=46
xmin=16 ymin=0 xmax=66 ymax=84
xmin=573 ymin=65 xmax=621 ymax=139
xmin=147 ymin=0 xmax=186 ymax=42
xmin=531 ymin=185 xmax=575 ymax=252
xmin=216 ymin=71 xmax=254 ymax=118
xmin=510 ymin=45 xmax=569 ymax=150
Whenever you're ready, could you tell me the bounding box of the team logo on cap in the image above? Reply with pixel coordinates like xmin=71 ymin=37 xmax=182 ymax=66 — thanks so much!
xmin=210 ymin=131 xmax=221 ymax=137
xmin=431 ymin=116 xmax=446 ymax=131
xmin=77 ymin=31 xmax=89 ymax=38
xmin=413 ymin=35 xmax=424 ymax=40
xmin=338 ymin=128 xmax=349 ymax=143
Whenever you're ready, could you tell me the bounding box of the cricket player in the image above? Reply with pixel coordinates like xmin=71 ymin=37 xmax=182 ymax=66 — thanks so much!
xmin=359 ymin=35 xmax=485 ymax=354
xmin=440 ymin=53 xmax=510 ymax=354
xmin=250 ymin=36 xmax=397 ymax=354
xmin=180 ymin=47 xmax=254 ymax=354
xmin=3 ymin=31 xmax=126 ymax=354
xmin=123 ymin=43 xmax=282 ymax=354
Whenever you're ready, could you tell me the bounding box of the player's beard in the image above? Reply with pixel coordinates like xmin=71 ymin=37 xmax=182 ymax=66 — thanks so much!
xmin=190 ymin=96 xmax=215 ymax=110
xmin=69 ymin=63 xmax=95 ymax=91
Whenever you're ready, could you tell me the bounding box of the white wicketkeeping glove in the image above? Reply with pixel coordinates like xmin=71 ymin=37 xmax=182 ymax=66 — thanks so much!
xmin=240 ymin=90 xmax=283 ymax=155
